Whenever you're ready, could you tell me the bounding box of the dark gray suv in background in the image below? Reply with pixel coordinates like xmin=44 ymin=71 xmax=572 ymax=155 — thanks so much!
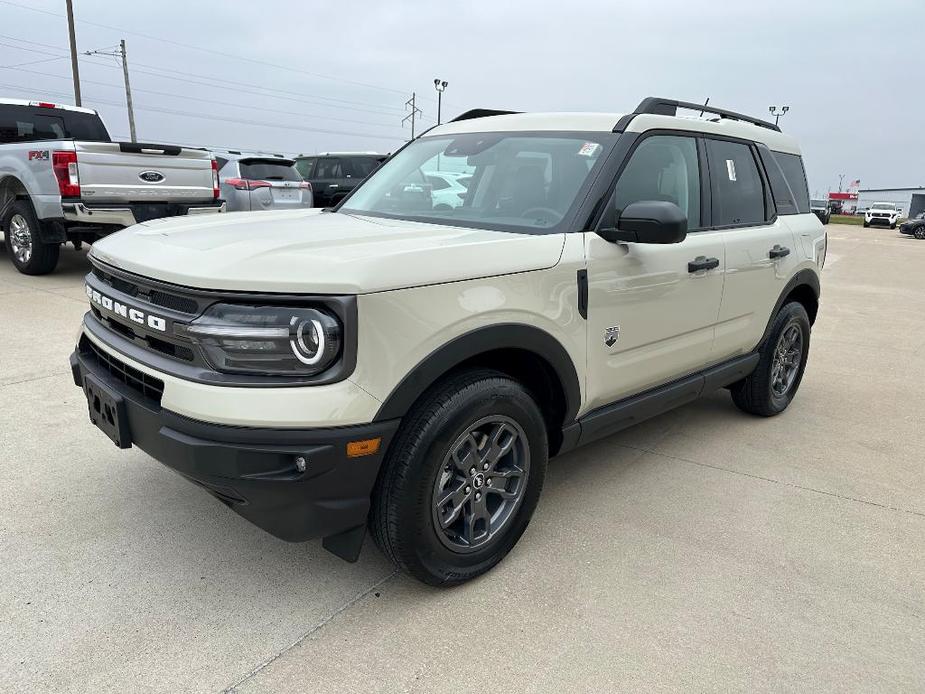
xmin=295 ymin=152 xmax=386 ymax=207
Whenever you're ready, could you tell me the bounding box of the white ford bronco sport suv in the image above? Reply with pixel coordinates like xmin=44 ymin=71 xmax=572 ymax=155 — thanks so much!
xmin=70 ymin=98 xmax=825 ymax=585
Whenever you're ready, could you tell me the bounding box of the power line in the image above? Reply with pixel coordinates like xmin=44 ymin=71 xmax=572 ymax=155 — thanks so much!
xmin=0 ymin=0 xmax=412 ymax=97
xmin=0 ymin=37 xmax=407 ymax=117
xmin=0 ymin=64 xmax=405 ymax=133
xmin=0 ymin=79 xmax=404 ymax=142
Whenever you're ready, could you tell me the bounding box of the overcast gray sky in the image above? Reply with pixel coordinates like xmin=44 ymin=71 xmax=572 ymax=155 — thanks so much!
xmin=1 ymin=0 xmax=922 ymax=196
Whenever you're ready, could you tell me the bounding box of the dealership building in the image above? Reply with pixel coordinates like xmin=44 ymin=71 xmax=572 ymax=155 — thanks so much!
xmin=855 ymin=187 xmax=925 ymax=218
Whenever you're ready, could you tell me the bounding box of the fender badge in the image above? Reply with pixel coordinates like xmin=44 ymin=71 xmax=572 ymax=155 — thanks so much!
xmin=604 ymin=325 xmax=620 ymax=348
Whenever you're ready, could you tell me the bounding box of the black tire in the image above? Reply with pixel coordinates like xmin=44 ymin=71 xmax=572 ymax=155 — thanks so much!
xmin=370 ymin=369 xmax=548 ymax=586
xmin=730 ymin=302 xmax=811 ymax=417
xmin=863 ymin=221 xmax=869 ymax=228
xmin=915 ymin=227 xmax=925 ymax=240
xmin=2 ymin=200 xmax=59 ymax=275
xmin=890 ymin=222 xmax=897 ymax=229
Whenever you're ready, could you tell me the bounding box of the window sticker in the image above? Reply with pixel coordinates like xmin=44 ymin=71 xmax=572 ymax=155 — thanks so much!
xmin=726 ymin=159 xmax=737 ymax=182
xmin=577 ymin=142 xmax=601 ymax=157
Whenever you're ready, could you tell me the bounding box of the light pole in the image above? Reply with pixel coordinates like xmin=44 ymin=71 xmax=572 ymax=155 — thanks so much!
xmin=433 ymin=79 xmax=448 ymax=125
xmin=768 ymin=105 xmax=790 ymax=127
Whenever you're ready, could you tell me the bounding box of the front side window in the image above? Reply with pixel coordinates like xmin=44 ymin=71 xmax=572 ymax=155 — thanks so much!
xmin=706 ymin=139 xmax=766 ymax=227
xmin=609 ymin=135 xmax=701 ymax=228
xmin=295 ymin=157 xmax=316 ymax=178
xmin=341 ymin=132 xmax=615 ymax=233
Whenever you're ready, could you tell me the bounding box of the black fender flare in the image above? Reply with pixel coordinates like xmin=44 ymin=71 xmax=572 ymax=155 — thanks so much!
xmin=755 ymin=269 xmax=820 ymax=349
xmin=373 ymin=323 xmax=582 ymax=424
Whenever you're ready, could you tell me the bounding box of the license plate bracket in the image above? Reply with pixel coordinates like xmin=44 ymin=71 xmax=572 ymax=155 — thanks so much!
xmin=84 ymin=373 xmax=132 ymax=449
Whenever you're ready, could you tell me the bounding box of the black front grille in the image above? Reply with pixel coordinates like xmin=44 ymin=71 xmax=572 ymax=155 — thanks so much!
xmin=80 ymin=336 xmax=165 ymax=404
xmin=92 ymin=267 xmax=198 ymax=314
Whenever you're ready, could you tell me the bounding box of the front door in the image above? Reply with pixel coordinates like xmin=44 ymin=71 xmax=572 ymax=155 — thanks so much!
xmin=584 ymin=133 xmax=725 ymax=413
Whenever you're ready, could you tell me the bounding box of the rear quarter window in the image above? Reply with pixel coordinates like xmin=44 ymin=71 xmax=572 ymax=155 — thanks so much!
xmin=771 ymin=151 xmax=810 ymax=214
xmin=295 ymin=157 xmax=316 ymax=178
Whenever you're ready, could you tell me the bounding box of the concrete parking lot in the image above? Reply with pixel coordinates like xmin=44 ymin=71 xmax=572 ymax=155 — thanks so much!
xmin=1 ymin=224 xmax=923 ymax=693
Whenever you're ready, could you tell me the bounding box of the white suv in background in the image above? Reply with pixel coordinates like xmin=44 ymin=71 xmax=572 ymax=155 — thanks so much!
xmin=864 ymin=202 xmax=901 ymax=228
xmin=71 ymin=97 xmax=825 ymax=585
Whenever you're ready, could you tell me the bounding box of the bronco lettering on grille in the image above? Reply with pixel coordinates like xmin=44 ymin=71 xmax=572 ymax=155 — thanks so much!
xmin=86 ymin=284 xmax=167 ymax=332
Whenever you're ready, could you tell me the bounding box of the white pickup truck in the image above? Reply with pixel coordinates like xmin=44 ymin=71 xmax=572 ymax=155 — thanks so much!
xmin=0 ymin=99 xmax=224 ymax=274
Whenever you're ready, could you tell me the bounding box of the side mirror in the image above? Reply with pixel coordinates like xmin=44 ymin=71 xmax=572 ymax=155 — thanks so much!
xmin=597 ymin=200 xmax=688 ymax=244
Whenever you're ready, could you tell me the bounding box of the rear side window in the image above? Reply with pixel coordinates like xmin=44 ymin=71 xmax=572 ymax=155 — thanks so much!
xmin=772 ymin=152 xmax=810 ymax=214
xmin=705 ymin=139 xmax=766 ymax=227
xmin=0 ymin=105 xmax=109 ymax=143
xmin=238 ymin=159 xmax=300 ymax=181
xmin=295 ymin=157 xmax=315 ymax=178
xmin=343 ymin=156 xmax=382 ymax=178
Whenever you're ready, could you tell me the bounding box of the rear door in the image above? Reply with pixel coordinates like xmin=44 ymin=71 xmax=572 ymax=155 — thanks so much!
xmin=584 ymin=133 xmax=726 ymax=411
xmin=708 ymin=138 xmax=801 ymax=359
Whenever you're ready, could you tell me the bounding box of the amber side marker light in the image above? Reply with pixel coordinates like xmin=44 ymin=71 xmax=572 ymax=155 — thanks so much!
xmin=347 ymin=438 xmax=381 ymax=458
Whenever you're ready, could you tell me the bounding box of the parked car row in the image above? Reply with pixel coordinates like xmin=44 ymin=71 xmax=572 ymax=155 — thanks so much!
xmin=0 ymin=97 xmax=390 ymax=274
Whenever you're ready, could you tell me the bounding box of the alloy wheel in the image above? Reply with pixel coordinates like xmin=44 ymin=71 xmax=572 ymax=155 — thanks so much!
xmin=771 ymin=323 xmax=803 ymax=396
xmin=431 ymin=415 xmax=530 ymax=552
xmin=8 ymin=214 xmax=33 ymax=265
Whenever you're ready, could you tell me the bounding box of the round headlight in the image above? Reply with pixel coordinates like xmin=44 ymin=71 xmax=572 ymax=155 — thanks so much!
xmin=185 ymin=304 xmax=342 ymax=376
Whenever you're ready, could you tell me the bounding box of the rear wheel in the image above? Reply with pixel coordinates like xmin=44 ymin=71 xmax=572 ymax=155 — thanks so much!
xmin=370 ymin=369 xmax=548 ymax=586
xmin=731 ymin=302 xmax=811 ymax=417
xmin=915 ymin=227 xmax=925 ymax=240
xmin=2 ymin=200 xmax=59 ymax=275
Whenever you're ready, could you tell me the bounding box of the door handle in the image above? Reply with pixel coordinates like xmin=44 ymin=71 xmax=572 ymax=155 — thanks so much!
xmin=688 ymin=256 xmax=720 ymax=273
xmin=328 ymin=184 xmax=339 ymax=188
xmin=769 ymin=245 xmax=791 ymax=259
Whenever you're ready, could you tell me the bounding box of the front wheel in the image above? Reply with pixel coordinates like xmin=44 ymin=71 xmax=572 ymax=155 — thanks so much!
xmin=370 ymin=369 xmax=548 ymax=586
xmin=2 ymin=200 xmax=59 ymax=275
xmin=731 ymin=302 xmax=811 ymax=417
xmin=863 ymin=221 xmax=869 ymax=228
xmin=915 ymin=227 xmax=925 ymax=240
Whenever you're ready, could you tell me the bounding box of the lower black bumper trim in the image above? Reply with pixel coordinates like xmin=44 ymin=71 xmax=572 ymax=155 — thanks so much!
xmin=70 ymin=347 xmax=399 ymax=550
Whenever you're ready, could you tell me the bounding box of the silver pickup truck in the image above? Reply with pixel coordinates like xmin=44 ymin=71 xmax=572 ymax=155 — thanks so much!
xmin=0 ymin=98 xmax=224 ymax=274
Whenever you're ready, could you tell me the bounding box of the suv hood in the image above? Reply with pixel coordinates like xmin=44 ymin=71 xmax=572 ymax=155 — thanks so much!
xmin=89 ymin=209 xmax=566 ymax=294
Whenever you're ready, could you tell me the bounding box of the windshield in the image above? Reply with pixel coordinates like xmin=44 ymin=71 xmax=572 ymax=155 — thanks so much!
xmin=872 ymin=203 xmax=895 ymax=210
xmin=810 ymin=199 xmax=827 ymax=207
xmin=341 ymin=132 xmax=616 ymax=233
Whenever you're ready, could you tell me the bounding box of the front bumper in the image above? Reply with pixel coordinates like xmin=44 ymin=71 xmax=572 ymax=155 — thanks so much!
xmin=865 ymin=216 xmax=896 ymax=226
xmin=62 ymin=200 xmax=226 ymax=227
xmin=69 ymin=343 xmax=399 ymax=556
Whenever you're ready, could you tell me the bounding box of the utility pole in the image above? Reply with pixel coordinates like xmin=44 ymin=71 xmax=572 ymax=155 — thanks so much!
xmin=85 ymin=40 xmax=136 ymax=142
xmin=402 ymin=92 xmax=422 ymax=140
xmin=65 ymin=0 xmax=81 ymax=106
xmin=433 ymin=78 xmax=448 ymax=125
xmin=838 ymin=174 xmax=846 ymax=193
xmin=768 ymin=105 xmax=790 ymax=127
xmin=119 ymin=40 xmax=136 ymax=142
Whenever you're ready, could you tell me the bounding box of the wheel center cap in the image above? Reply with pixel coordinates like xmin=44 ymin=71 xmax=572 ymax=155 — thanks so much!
xmin=472 ymin=473 xmax=485 ymax=489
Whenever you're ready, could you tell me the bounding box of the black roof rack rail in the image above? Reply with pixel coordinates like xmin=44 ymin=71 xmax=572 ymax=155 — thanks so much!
xmin=614 ymin=97 xmax=781 ymax=133
xmin=451 ymin=108 xmax=522 ymax=123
